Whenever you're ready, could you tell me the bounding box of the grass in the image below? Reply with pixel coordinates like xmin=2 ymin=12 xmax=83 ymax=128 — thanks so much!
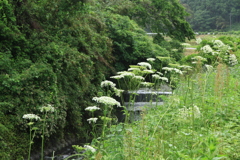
xmin=93 ymin=64 xmax=240 ymax=160
xmin=72 ymin=35 xmax=240 ymax=160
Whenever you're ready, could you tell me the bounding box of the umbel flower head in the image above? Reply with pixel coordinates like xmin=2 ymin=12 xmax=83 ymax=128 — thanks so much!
xmin=84 ymin=145 xmax=96 ymax=153
xmin=100 ymin=80 xmax=116 ymax=88
xmin=87 ymin=118 xmax=98 ymax=124
xmin=201 ymin=45 xmax=213 ymax=54
xmin=147 ymin=58 xmax=155 ymax=62
xmin=178 ymin=105 xmax=201 ymax=120
xmin=92 ymin=96 xmax=121 ymax=107
xmin=196 ymin=38 xmax=202 ymax=44
xmin=152 ymin=74 xmax=169 ymax=82
xmin=23 ymin=114 xmax=41 ymax=121
xmin=229 ymin=54 xmax=238 ymax=66
xmin=213 ymin=40 xmax=224 ymax=48
xmin=117 ymin=71 xmax=135 ymax=78
xmin=39 ymin=104 xmax=55 ymax=113
xmin=137 ymin=62 xmax=152 ymax=69
xmin=140 ymin=82 xmax=154 ymax=87
xmin=113 ymin=87 xmax=124 ymax=97
xmin=85 ymin=106 xmax=100 ymax=112
xmin=110 ymin=75 xmax=124 ymax=79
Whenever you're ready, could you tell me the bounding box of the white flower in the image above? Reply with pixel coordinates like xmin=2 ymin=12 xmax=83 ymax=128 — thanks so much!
xmin=92 ymin=96 xmax=121 ymax=107
xmin=85 ymin=106 xmax=100 ymax=111
xmin=179 ymin=65 xmax=192 ymax=71
xmin=110 ymin=75 xmax=124 ymax=79
xmin=201 ymin=45 xmax=213 ymax=53
xmin=152 ymin=74 xmax=161 ymax=79
xmin=173 ymin=68 xmax=183 ymax=75
xmin=157 ymin=72 xmax=163 ymax=76
xmin=193 ymin=105 xmax=201 ymax=118
xmin=147 ymin=58 xmax=155 ymax=62
xmin=140 ymin=82 xmax=154 ymax=87
xmin=196 ymin=38 xmax=202 ymax=44
xmin=152 ymin=74 xmax=168 ymax=82
xmin=101 ymin=80 xmax=116 ymax=88
xmin=204 ymin=64 xmax=214 ymax=72
xmin=118 ymin=72 xmax=135 ymax=77
xmin=162 ymin=67 xmax=174 ymax=72
xmin=229 ymin=54 xmax=238 ymax=66
xmin=137 ymin=62 xmax=152 ymax=69
xmin=40 ymin=104 xmax=55 ymax=113
xmin=128 ymin=68 xmax=140 ymax=71
xmin=162 ymin=67 xmax=182 ymax=74
xmin=84 ymin=145 xmax=96 ymax=153
xmin=178 ymin=105 xmax=201 ymax=120
xmin=213 ymin=40 xmax=224 ymax=48
xmin=23 ymin=114 xmax=41 ymax=121
xmin=113 ymin=87 xmax=124 ymax=97
xmin=87 ymin=118 xmax=98 ymax=124
xmin=191 ymin=56 xmax=207 ymax=62
xmin=159 ymin=77 xmax=168 ymax=82
xmin=142 ymin=69 xmax=154 ymax=74
xmin=133 ymin=76 xmax=145 ymax=80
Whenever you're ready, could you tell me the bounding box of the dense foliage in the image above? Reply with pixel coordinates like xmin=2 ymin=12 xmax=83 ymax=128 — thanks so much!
xmin=0 ymin=0 xmax=194 ymax=158
xmin=180 ymin=0 xmax=240 ymax=31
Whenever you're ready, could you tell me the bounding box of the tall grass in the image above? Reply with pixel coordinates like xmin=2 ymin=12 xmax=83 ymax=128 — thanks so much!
xmin=93 ymin=64 xmax=239 ymax=160
xmin=70 ymin=37 xmax=240 ymax=160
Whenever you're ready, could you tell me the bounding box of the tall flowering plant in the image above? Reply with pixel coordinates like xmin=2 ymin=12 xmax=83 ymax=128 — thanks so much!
xmin=198 ymin=39 xmax=238 ymax=66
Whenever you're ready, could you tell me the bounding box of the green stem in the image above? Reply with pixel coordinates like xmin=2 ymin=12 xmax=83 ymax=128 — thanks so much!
xmin=28 ymin=126 xmax=32 ymax=160
xmin=41 ymin=113 xmax=47 ymax=160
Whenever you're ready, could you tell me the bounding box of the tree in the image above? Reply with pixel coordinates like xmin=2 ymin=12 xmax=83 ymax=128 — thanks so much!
xmin=93 ymin=0 xmax=195 ymax=41
xmin=130 ymin=0 xmax=195 ymax=41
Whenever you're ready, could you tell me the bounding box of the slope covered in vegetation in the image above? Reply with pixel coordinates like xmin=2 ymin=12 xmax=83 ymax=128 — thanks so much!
xmin=0 ymin=0 xmax=194 ymax=159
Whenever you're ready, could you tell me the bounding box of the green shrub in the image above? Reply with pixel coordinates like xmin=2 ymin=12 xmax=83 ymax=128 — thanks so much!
xmin=105 ymin=14 xmax=168 ymax=71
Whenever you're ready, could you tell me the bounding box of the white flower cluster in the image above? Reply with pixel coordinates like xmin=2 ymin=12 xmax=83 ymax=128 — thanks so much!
xmin=85 ymin=106 xmax=100 ymax=111
xmin=137 ymin=62 xmax=152 ymax=69
xmin=196 ymin=38 xmax=202 ymax=44
xmin=84 ymin=145 xmax=96 ymax=153
xmin=152 ymin=74 xmax=168 ymax=82
xmin=229 ymin=54 xmax=238 ymax=66
xmin=140 ymin=82 xmax=154 ymax=87
xmin=213 ymin=40 xmax=224 ymax=48
xmin=204 ymin=64 xmax=214 ymax=72
xmin=178 ymin=105 xmax=201 ymax=120
xmin=87 ymin=118 xmax=98 ymax=124
xmin=101 ymin=80 xmax=116 ymax=88
xmin=92 ymin=96 xmax=121 ymax=107
xmin=201 ymin=45 xmax=213 ymax=54
xmin=23 ymin=114 xmax=41 ymax=121
xmin=157 ymin=72 xmax=163 ymax=76
xmin=191 ymin=56 xmax=207 ymax=63
xmin=118 ymin=71 xmax=135 ymax=77
xmin=128 ymin=68 xmax=140 ymax=71
xmin=113 ymin=88 xmax=124 ymax=97
xmin=110 ymin=75 xmax=124 ymax=79
xmin=133 ymin=76 xmax=145 ymax=80
xmin=40 ymin=104 xmax=55 ymax=113
xmin=179 ymin=65 xmax=192 ymax=71
xmin=147 ymin=58 xmax=155 ymax=62
xmin=162 ymin=67 xmax=183 ymax=75
xmin=142 ymin=69 xmax=154 ymax=74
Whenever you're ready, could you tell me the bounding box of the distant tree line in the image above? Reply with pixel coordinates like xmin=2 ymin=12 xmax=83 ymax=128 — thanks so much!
xmin=180 ymin=0 xmax=240 ymax=31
